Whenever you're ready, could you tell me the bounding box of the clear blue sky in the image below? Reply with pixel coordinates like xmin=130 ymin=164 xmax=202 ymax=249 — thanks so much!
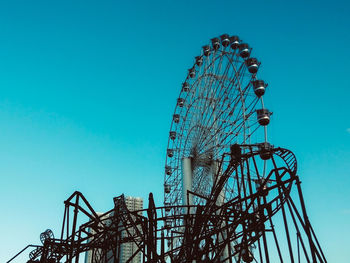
xmin=1 ymin=0 xmax=349 ymax=262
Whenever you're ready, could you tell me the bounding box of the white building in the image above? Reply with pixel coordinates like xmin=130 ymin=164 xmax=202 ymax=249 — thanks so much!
xmin=85 ymin=196 xmax=143 ymax=263
xmin=119 ymin=196 xmax=143 ymax=263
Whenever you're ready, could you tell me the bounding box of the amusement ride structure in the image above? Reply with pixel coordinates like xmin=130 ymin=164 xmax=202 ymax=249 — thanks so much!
xmin=8 ymin=34 xmax=326 ymax=263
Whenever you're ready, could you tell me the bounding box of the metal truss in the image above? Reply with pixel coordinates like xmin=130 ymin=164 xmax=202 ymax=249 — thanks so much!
xmin=8 ymin=145 xmax=326 ymax=263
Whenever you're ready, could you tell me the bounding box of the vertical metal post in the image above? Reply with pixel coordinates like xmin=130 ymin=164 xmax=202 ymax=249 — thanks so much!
xmin=74 ymin=231 xmax=80 ymax=263
xmin=68 ymin=195 xmax=80 ymax=262
xmin=161 ymin=230 xmax=165 ymax=263
xmin=295 ymin=177 xmax=317 ymax=263
xmin=278 ymin=182 xmax=294 ymax=263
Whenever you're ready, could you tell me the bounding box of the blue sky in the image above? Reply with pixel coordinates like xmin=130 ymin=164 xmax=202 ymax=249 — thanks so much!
xmin=1 ymin=0 xmax=349 ymax=262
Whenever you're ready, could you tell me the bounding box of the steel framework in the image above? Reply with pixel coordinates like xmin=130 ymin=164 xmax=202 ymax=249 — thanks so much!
xmin=9 ymin=144 xmax=326 ymax=263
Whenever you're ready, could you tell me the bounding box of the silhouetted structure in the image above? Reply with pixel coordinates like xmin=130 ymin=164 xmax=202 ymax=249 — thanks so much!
xmin=9 ymin=145 xmax=326 ymax=263
xmin=8 ymin=35 xmax=326 ymax=263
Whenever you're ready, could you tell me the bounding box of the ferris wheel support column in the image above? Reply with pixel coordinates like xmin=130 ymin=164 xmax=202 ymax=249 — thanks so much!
xmin=212 ymin=161 xmax=229 ymax=262
xmin=182 ymin=157 xmax=193 ymax=213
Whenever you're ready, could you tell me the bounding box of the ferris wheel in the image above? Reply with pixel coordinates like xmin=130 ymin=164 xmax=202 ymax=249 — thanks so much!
xmin=164 ymin=34 xmax=272 ymax=220
xmin=11 ymin=34 xmax=326 ymax=263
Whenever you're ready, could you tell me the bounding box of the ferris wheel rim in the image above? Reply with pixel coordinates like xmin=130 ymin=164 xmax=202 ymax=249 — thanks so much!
xmin=164 ymin=35 xmax=271 ymax=223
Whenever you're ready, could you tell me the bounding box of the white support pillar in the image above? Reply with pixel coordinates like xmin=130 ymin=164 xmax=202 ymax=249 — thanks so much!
xmin=182 ymin=157 xmax=193 ymax=213
xmin=211 ymin=161 xmax=229 ymax=262
xmin=211 ymin=161 xmax=225 ymax=207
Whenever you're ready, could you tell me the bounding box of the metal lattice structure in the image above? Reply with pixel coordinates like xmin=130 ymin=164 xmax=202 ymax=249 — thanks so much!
xmin=9 ymin=145 xmax=326 ymax=263
xmin=8 ymin=35 xmax=326 ymax=263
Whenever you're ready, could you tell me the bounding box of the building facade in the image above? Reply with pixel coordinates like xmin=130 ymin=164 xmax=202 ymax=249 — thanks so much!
xmin=84 ymin=196 xmax=143 ymax=263
xmin=119 ymin=196 xmax=143 ymax=263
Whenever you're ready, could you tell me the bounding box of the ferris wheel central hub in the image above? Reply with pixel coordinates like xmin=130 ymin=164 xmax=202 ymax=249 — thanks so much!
xmin=188 ymin=146 xmax=214 ymax=167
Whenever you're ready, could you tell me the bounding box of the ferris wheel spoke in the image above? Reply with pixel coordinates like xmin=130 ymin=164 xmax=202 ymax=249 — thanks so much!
xmin=196 ymin=56 xmax=228 ymax=131
xmin=204 ymin=118 xmax=255 ymax=153
xmin=195 ymin=95 xmax=258 ymax=156
xmin=196 ymin=56 xmax=244 ymax=134
xmin=225 ymin=120 xmax=260 ymax=146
